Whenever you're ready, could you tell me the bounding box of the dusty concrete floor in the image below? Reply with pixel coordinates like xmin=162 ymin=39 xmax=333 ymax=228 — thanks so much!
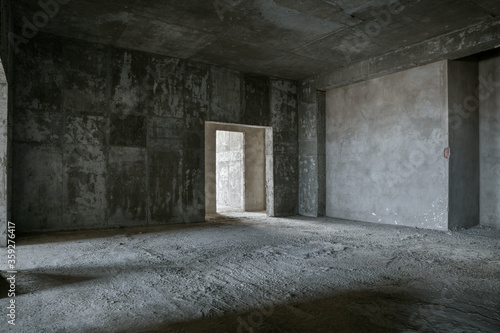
xmin=1 ymin=213 xmax=500 ymax=333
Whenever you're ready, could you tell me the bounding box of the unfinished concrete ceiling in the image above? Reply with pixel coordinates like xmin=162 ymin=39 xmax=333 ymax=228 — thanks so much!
xmin=11 ymin=0 xmax=500 ymax=80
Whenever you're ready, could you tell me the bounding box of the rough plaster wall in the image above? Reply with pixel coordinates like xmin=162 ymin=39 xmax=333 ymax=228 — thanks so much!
xmin=13 ymin=33 xmax=297 ymax=232
xmin=12 ymin=35 xmax=207 ymax=231
xmin=298 ymin=79 xmax=325 ymax=217
xmin=448 ymin=60 xmax=480 ymax=230
xmin=216 ymin=131 xmax=244 ymax=210
xmin=479 ymin=55 xmax=500 ymax=228
xmin=209 ymin=67 xmax=241 ymax=124
xmin=326 ymin=61 xmax=449 ymax=230
xmin=243 ymin=76 xmax=270 ymax=127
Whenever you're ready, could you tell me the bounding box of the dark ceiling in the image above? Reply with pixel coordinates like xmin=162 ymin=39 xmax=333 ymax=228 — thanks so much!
xmin=12 ymin=0 xmax=500 ymax=80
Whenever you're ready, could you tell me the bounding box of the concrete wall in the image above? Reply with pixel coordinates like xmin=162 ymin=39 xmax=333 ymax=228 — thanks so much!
xmin=325 ymin=61 xmax=449 ymax=230
xmin=0 ymin=0 xmax=13 ymax=77
xmin=205 ymin=122 xmax=267 ymax=215
xmin=216 ymin=131 xmax=244 ymax=210
xmin=298 ymin=79 xmax=325 ymax=217
xmin=13 ymin=33 xmax=298 ymax=233
xmin=479 ymin=55 xmax=500 ymax=228
xmin=0 ymin=0 xmax=13 ymax=246
xmin=448 ymin=60 xmax=480 ymax=230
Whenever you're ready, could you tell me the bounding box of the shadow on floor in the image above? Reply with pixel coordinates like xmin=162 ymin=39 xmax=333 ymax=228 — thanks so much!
xmin=0 ymin=274 xmax=10 ymax=299
xmin=134 ymin=289 xmax=429 ymax=333
xmin=17 ymin=220 xmax=237 ymax=246
xmin=19 ymin=211 xmax=273 ymax=246
xmin=0 ymin=270 xmax=98 ymax=296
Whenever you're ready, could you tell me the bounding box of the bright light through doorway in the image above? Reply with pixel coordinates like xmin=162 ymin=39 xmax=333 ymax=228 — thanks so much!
xmin=216 ymin=130 xmax=245 ymax=213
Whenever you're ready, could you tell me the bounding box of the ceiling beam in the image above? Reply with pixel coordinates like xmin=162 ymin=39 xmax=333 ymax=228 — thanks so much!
xmin=314 ymin=16 xmax=500 ymax=91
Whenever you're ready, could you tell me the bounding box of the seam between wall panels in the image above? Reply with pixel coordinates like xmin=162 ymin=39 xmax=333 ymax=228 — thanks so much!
xmin=105 ymin=46 xmax=112 ymax=228
xmin=145 ymin=60 xmax=150 ymax=226
xmin=447 ymin=60 xmax=453 ymax=227
xmin=61 ymin=68 xmax=67 ymax=230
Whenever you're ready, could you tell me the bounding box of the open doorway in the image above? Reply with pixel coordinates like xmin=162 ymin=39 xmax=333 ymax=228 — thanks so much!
xmin=216 ymin=130 xmax=245 ymax=213
xmin=205 ymin=122 xmax=272 ymax=218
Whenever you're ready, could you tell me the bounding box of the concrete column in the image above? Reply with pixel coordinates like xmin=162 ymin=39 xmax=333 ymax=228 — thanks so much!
xmin=270 ymin=79 xmax=299 ymax=216
xmin=0 ymin=61 xmax=7 ymax=246
xmin=298 ymin=79 xmax=325 ymax=217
